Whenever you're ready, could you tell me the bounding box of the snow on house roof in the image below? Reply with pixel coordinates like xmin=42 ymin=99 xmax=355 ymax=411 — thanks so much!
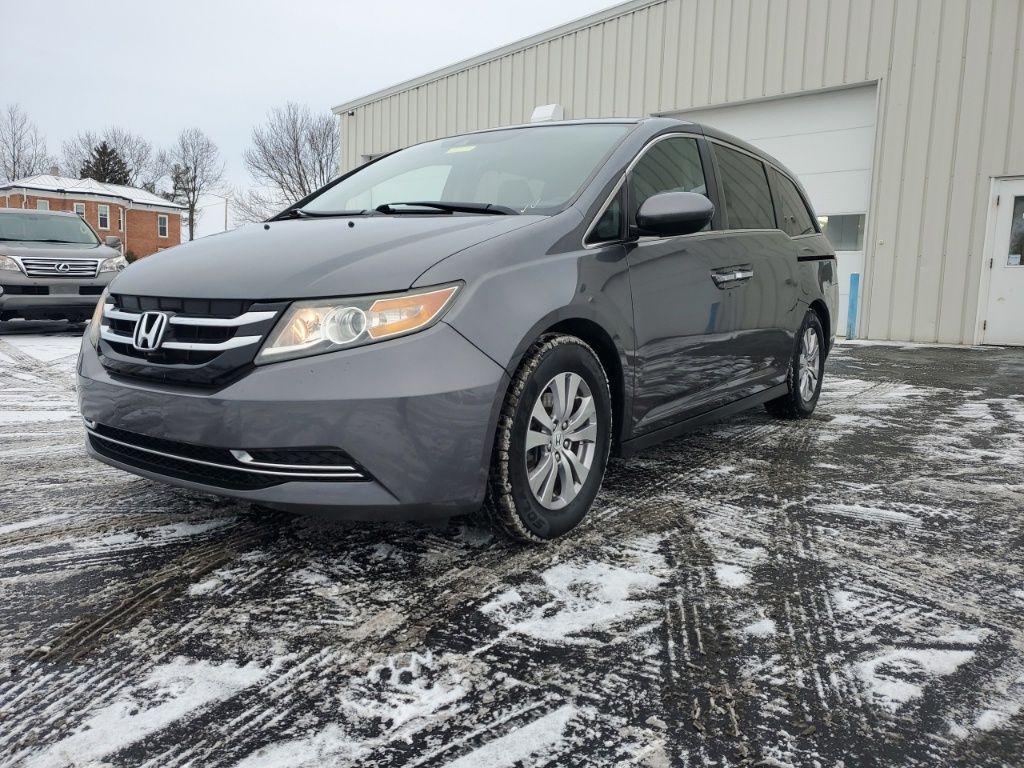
xmin=0 ymin=174 xmax=186 ymax=210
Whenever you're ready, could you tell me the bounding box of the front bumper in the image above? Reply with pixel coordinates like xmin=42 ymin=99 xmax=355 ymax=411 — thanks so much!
xmin=1 ymin=270 xmax=112 ymax=318
xmin=77 ymin=322 xmax=509 ymax=519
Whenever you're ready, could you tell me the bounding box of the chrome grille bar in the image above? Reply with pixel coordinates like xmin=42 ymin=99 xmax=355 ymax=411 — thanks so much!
xmin=102 ymin=304 xmax=275 ymax=327
xmin=100 ymin=326 xmax=262 ymax=351
xmin=18 ymin=257 xmax=99 ymax=278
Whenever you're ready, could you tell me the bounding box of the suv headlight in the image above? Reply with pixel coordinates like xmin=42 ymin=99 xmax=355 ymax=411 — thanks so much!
xmin=256 ymin=283 xmax=461 ymax=364
xmin=99 ymin=255 xmax=128 ymax=273
xmin=0 ymin=255 xmax=22 ymax=273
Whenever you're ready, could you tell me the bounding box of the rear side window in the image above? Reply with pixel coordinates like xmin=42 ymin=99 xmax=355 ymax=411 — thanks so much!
xmin=628 ymin=136 xmax=707 ymax=224
xmin=770 ymin=168 xmax=817 ymax=236
xmin=713 ymin=144 xmax=775 ymax=230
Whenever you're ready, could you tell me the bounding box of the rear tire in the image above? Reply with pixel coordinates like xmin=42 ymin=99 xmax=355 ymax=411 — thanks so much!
xmin=765 ymin=310 xmax=825 ymax=419
xmin=483 ymin=334 xmax=612 ymax=543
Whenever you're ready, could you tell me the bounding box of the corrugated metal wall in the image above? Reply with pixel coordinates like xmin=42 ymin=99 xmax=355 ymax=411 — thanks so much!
xmin=335 ymin=0 xmax=1024 ymax=344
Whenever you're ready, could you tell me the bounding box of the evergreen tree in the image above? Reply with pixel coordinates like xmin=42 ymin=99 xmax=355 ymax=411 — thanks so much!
xmin=79 ymin=141 xmax=131 ymax=185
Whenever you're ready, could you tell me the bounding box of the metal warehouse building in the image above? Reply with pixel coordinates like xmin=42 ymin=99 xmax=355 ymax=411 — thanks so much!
xmin=333 ymin=0 xmax=1024 ymax=345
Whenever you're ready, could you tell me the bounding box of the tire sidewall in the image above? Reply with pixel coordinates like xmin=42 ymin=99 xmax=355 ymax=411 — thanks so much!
xmin=506 ymin=342 xmax=611 ymax=540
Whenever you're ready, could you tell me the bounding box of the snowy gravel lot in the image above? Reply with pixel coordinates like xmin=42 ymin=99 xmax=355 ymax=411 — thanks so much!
xmin=0 ymin=321 xmax=1022 ymax=767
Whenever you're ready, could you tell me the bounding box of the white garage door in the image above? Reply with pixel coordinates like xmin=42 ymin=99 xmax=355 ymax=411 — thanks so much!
xmin=668 ymin=85 xmax=878 ymax=337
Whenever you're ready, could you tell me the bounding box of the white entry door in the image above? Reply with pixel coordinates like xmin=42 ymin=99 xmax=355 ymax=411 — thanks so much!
xmin=983 ymin=179 xmax=1024 ymax=346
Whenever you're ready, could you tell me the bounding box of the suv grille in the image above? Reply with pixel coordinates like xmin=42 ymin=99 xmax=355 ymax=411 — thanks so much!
xmin=18 ymin=257 xmax=99 ymax=278
xmin=97 ymin=293 xmax=286 ymax=386
xmin=86 ymin=422 xmax=368 ymax=490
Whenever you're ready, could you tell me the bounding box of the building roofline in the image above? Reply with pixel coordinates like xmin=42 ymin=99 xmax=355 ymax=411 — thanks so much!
xmin=0 ymin=182 xmax=185 ymax=211
xmin=332 ymin=0 xmax=661 ymax=114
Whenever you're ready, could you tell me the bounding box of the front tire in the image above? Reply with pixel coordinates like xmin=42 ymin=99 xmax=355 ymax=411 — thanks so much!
xmin=484 ymin=334 xmax=612 ymax=543
xmin=765 ymin=310 xmax=825 ymax=419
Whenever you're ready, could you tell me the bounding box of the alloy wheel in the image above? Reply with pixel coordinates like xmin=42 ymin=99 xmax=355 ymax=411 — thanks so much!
xmin=524 ymin=372 xmax=599 ymax=510
xmin=798 ymin=326 xmax=820 ymax=402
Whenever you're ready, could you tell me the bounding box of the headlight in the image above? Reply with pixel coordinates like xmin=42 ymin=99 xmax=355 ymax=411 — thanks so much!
xmin=98 ymin=255 xmax=127 ymax=273
xmin=86 ymin=289 xmax=109 ymax=348
xmin=0 ymin=255 xmax=21 ymax=273
xmin=256 ymin=283 xmax=461 ymax=364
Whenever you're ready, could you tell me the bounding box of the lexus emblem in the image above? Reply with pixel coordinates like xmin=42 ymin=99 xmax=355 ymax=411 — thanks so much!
xmin=56 ymin=263 xmax=71 ymax=273
xmin=133 ymin=311 xmax=170 ymax=351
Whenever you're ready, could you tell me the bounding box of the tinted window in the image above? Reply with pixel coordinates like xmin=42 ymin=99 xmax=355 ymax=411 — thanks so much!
xmin=713 ymin=144 xmax=775 ymax=229
xmin=589 ymin=189 xmax=623 ymax=243
xmin=0 ymin=212 xmax=99 ymax=245
xmin=770 ymin=168 xmax=816 ymax=236
xmin=303 ymin=124 xmax=630 ymax=216
xmin=628 ymin=136 xmax=707 ymax=223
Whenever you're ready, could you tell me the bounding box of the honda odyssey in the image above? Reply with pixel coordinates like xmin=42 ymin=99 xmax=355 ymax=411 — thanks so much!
xmin=78 ymin=118 xmax=837 ymax=542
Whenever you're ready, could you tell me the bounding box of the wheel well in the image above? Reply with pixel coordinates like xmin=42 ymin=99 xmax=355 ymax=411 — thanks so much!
xmin=545 ymin=318 xmax=626 ymax=453
xmin=809 ymin=299 xmax=831 ymax=354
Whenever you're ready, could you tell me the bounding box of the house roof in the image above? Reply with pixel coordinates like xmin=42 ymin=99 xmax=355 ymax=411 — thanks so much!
xmin=0 ymin=174 xmax=185 ymax=210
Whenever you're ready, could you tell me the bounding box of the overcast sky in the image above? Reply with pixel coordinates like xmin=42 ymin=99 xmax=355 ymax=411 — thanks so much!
xmin=2 ymin=0 xmax=618 ymax=199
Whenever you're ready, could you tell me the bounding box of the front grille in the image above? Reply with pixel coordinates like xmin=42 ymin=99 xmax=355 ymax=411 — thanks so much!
xmin=1 ymin=285 xmax=49 ymax=295
xmin=18 ymin=257 xmax=99 ymax=278
xmin=97 ymin=293 xmax=286 ymax=386
xmin=87 ymin=422 xmax=368 ymax=491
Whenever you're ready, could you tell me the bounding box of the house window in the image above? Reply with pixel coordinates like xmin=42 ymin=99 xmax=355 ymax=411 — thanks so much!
xmin=98 ymin=204 xmax=110 ymax=230
xmin=73 ymin=202 xmax=85 ymax=216
xmin=157 ymin=214 xmax=168 ymax=238
xmin=118 ymin=208 xmax=124 ymax=231
xmin=36 ymin=199 xmax=49 ymax=211
xmin=817 ymin=214 xmax=866 ymax=251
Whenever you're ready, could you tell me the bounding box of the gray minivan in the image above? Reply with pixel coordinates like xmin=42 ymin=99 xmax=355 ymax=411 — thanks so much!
xmin=78 ymin=118 xmax=838 ymax=542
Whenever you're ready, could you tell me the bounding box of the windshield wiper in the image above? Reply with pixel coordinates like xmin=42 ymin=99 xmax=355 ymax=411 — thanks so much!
xmin=375 ymin=201 xmax=519 ymax=215
xmin=272 ymin=208 xmax=376 ymax=221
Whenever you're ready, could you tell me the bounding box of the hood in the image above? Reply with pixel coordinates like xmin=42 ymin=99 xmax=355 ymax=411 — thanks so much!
xmin=110 ymin=215 xmax=542 ymax=300
xmin=0 ymin=241 xmax=120 ymax=260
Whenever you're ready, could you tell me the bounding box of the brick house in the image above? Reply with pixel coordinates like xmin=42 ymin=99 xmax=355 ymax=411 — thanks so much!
xmin=0 ymin=174 xmax=185 ymax=259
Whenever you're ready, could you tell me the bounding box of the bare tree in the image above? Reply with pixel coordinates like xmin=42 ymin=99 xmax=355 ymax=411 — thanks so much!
xmin=0 ymin=104 xmax=54 ymax=182
xmin=167 ymin=127 xmax=224 ymax=241
xmin=61 ymin=127 xmax=166 ymax=189
xmin=235 ymin=102 xmax=340 ymax=222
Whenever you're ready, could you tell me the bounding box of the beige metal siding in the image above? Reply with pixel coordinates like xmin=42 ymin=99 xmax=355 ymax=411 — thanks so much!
xmin=334 ymin=0 xmax=1024 ymax=344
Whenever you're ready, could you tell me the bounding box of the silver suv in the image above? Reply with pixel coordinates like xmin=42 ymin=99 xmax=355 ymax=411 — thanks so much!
xmin=0 ymin=209 xmax=126 ymax=323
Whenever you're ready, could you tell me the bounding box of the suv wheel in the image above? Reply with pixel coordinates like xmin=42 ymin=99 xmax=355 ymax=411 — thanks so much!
xmin=484 ymin=334 xmax=612 ymax=543
xmin=765 ymin=309 xmax=825 ymax=419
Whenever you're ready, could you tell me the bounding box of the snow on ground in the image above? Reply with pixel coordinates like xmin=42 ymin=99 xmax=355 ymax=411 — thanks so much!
xmin=0 ymin=329 xmax=1022 ymax=766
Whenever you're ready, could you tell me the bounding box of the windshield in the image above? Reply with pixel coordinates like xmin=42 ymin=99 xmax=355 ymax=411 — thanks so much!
xmin=301 ymin=124 xmax=632 ymax=216
xmin=0 ymin=212 xmax=99 ymax=245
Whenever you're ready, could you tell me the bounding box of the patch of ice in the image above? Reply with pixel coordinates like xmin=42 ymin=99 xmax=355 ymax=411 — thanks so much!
xmin=855 ymin=648 xmax=975 ymax=712
xmin=742 ymin=618 xmax=777 ymax=637
xmin=234 ymin=724 xmax=364 ymax=768
xmin=0 ymin=514 xmax=71 ymax=535
xmin=817 ymin=503 xmax=919 ymax=526
xmin=482 ymin=555 xmax=664 ymax=644
xmin=832 ymin=590 xmax=861 ymax=612
xmin=713 ymin=562 xmax=750 ymax=588
xmin=441 ymin=704 xmax=576 ymax=768
xmin=22 ymin=657 xmax=269 ymax=768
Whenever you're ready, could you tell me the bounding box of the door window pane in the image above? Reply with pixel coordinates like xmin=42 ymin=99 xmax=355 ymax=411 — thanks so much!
xmin=628 ymin=137 xmax=707 ymax=223
xmin=1007 ymin=196 xmax=1024 ymax=265
xmin=713 ymin=144 xmax=775 ymax=229
xmin=818 ymin=214 xmax=865 ymax=251
xmin=770 ymin=168 xmax=816 ymax=236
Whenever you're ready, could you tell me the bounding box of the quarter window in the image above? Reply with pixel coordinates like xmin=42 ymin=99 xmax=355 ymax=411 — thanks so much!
xmin=157 ymin=214 xmax=168 ymax=238
xmin=628 ymin=136 xmax=707 ymax=225
xmin=97 ymin=204 xmax=110 ymax=230
xmin=770 ymin=169 xmax=817 ymax=236
xmin=588 ymin=188 xmax=624 ymax=244
xmin=713 ymin=144 xmax=775 ymax=230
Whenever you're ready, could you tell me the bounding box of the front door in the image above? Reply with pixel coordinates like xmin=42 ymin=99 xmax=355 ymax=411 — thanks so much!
xmin=983 ymin=179 xmax=1024 ymax=346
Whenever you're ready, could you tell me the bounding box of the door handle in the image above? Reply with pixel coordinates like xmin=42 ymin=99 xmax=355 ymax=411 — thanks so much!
xmin=711 ymin=267 xmax=754 ymax=287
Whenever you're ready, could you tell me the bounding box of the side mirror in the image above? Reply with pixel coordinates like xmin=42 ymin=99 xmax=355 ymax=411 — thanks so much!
xmin=635 ymin=191 xmax=714 ymax=238
xmin=104 ymin=235 xmax=122 ymax=251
